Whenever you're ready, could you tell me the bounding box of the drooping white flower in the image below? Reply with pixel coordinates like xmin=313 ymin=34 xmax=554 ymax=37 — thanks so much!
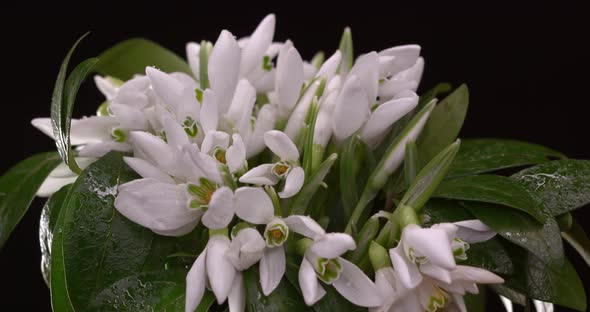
xmin=377 ymin=45 xmax=424 ymax=100
xmin=36 ymin=157 xmax=96 ymax=197
xmin=275 ymin=41 xmax=304 ymax=119
xmin=186 ymin=234 xmax=239 ymax=312
xmin=285 ymin=215 xmax=383 ymax=307
xmin=234 ymin=186 xmax=289 ymax=295
xmin=239 ymin=130 xmax=304 ymax=198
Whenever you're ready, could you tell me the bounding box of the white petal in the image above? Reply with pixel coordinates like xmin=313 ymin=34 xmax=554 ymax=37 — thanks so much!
xmin=94 ymin=75 xmax=119 ymax=99
xmin=37 ymin=176 xmax=77 ymax=198
xmin=313 ymin=76 xmax=341 ymax=147
xmin=209 ymin=30 xmax=241 ymax=114
xmin=239 ymin=164 xmax=279 ymax=185
xmin=315 ymin=50 xmax=341 ymax=80
xmin=185 ymin=249 xmax=207 ymax=312
xmin=129 ymin=131 xmax=176 ymax=170
xmin=303 ymin=62 xmax=317 ymax=80
xmin=533 ymin=300 xmax=554 ymax=312
xmin=207 ymin=236 xmax=237 ymax=304
xmin=246 ymin=104 xmax=277 ymax=158
xmin=123 ymin=156 xmax=175 ymax=184
xmin=451 ymin=265 xmax=504 ymax=284
xmin=226 ymin=228 xmax=265 ymax=271
xmin=202 ymin=186 xmax=235 ymax=229
xmin=378 ymin=45 xmax=421 ymax=76
xmin=403 ymin=225 xmax=456 ymax=270
xmin=186 ymin=42 xmax=201 ymax=79
xmin=187 ymin=149 xmax=223 ymax=185
xmin=276 ymin=47 xmax=304 ymax=117
xmin=454 ymin=220 xmax=497 ymax=243
xmin=389 ymin=246 xmax=423 ymax=289
xmin=201 ymin=131 xmax=230 ymax=155
xmin=228 ymin=272 xmax=246 ymax=312
xmin=226 ymin=79 xmax=256 ymax=137
xmin=234 ymin=187 xmax=274 ymax=224
xmin=110 ymin=104 xmax=148 ymax=130
xmin=332 ymin=258 xmax=383 ymax=307
xmin=31 ymin=118 xmax=56 ymax=140
xmin=349 ymin=52 xmax=379 ymax=105
xmin=153 ymin=218 xmax=201 ymax=236
xmin=420 ymin=262 xmax=452 ymax=284
xmin=260 ymin=246 xmax=286 ymax=296
xmin=299 ymin=258 xmax=326 ymax=306
xmin=241 ymin=14 xmax=275 ymax=76
xmin=309 ymin=233 xmax=356 ymax=259
xmin=114 ymin=179 xmax=200 ymax=234
xmin=278 ymin=166 xmax=304 ymax=198
xmin=500 ymin=296 xmax=514 ymax=312
xmin=77 ymin=141 xmax=132 ymax=158
xmin=201 ymin=89 xmax=219 ymax=133
xmin=332 ymin=75 xmax=370 ymax=141
xmin=373 ymin=267 xmax=397 ymax=309
xmin=284 ymin=215 xmax=325 ymax=240
xmin=227 ymin=134 xmax=246 ymax=174
xmin=284 ymin=80 xmax=320 ymax=141
xmin=360 ymin=93 xmax=419 ymax=144
xmin=146 ymin=67 xmax=197 ymax=112
xmin=264 ymin=130 xmax=299 ymax=161
xmin=162 ymin=115 xmax=190 ymax=147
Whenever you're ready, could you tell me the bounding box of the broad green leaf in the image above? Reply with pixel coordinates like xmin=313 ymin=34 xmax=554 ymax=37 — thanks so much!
xmin=503 ymin=243 xmax=586 ymax=311
xmin=464 ymin=288 xmax=486 ymax=312
xmin=417 ymin=84 xmax=469 ymax=165
xmin=95 ymin=38 xmax=192 ymax=80
xmin=399 ymin=139 xmax=460 ymax=211
xmin=461 ymin=238 xmax=513 ymax=275
xmin=89 ymin=270 xmax=187 ymax=311
xmin=40 ymin=185 xmax=71 ymax=286
xmin=0 ymin=152 xmax=61 ymax=248
xmin=417 ymin=83 xmax=452 ymax=110
xmin=421 ymin=199 xmax=474 ymax=225
xmin=303 ymin=98 xmax=320 ymax=176
xmin=490 ymin=285 xmax=526 ymax=306
xmin=290 ymin=153 xmax=338 ymax=215
xmin=447 ymin=139 xmax=564 ymax=177
xmin=347 ymin=215 xmax=379 ymax=267
xmin=58 ymin=152 xmax=156 ymax=310
xmin=51 ymin=185 xmax=76 ymax=311
xmin=464 ymin=202 xmax=564 ymax=269
xmin=243 ymin=265 xmax=309 ymax=312
xmin=51 ymin=33 xmax=98 ymax=173
xmin=433 ymin=175 xmax=547 ymax=223
xmin=512 ymin=159 xmax=590 ymax=216
xmin=562 ymin=219 xmax=590 ymax=268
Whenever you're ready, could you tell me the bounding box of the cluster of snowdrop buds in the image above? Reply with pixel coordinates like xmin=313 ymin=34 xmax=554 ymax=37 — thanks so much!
xmin=32 ymin=13 xmax=505 ymax=311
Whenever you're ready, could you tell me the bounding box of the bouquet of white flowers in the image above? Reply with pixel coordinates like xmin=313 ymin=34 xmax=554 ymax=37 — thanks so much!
xmin=1 ymin=14 xmax=588 ymax=312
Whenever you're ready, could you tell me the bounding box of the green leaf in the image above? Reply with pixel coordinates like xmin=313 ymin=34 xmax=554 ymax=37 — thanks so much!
xmin=95 ymin=38 xmax=192 ymax=80
xmin=511 ymin=159 xmax=590 ymax=216
xmin=51 ymin=186 xmax=76 ymax=311
xmin=503 ymin=243 xmax=586 ymax=311
xmin=399 ymin=139 xmax=461 ymax=211
xmin=447 ymin=139 xmax=564 ymax=177
xmin=0 ymin=152 xmax=62 ymax=248
xmin=290 ymin=153 xmax=338 ymax=215
xmin=562 ymin=219 xmax=590 ymax=268
xmin=417 ymin=82 xmax=452 ymax=110
xmin=421 ymin=199 xmax=475 ymax=225
xmin=433 ymin=175 xmax=547 ymax=223
xmin=55 ymin=152 xmax=159 ymax=310
xmin=303 ymin=98 xmax=320 ymax=176
xmin=40 ymin=185 xmax=71 ymax=286
xmin=347 ymin=215 xmax=379 ymax=267
xmin=464 ymin=202 xmax=564 ymax=269
xmin=417 ymin=84 xmax=469 ymax=165
xmin=339 ymin=135 xmax=376 ymax=221
xmin=489 ymin=284 xmax=526 ymax=306
xmin=243 ymin=265 xmax=310 ymax=312
xmin=461 ymin=238 xmax=514 ymax=275
xmin=90 ymin=270 xmax=187 ymax=311
xmin=404 ymin=140 xmax=419 ymax=185
xmin=464 ymin=288 xmax=486 ymax=312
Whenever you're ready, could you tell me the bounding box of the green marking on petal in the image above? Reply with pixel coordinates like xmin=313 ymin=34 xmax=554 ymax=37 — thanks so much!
xmin=427 ymin=287 xmax=448 ymax=312
xmin=195 ymin=88 xmax=204 ymax=103
xmin=316 ymin=258 xmax=343 ymax=284
xmin=187 ymin=178 xmax=217 ymax=209
xmin=262 ymin=55 xmax=273 ymax=71
xmin=182 ymin=116 xmax=199 ymax=138
xmin=264 ymin=221 xmax=289 ymax=247
xmin=159 ymin=130 xmax=168 ymax=143
xmin=272 ymin=162 xmax=291 ymax=178
xmin=213 ymin=147 xmax=227 ymax=164
xmin=111 ymin=128 xmax=127 ymax=142
xmin=452 ymin=238 xmax=470 ymax=261
xmin=97 ymin=101 xmax=110 ymax=116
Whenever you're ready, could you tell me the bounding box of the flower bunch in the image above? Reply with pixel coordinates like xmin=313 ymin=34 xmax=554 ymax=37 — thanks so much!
xmin=3 ymin=12 xmax=588 ymax=312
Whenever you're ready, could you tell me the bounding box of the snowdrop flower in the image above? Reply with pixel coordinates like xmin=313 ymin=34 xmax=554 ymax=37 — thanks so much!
xmin=239 ymin=14 xmax=276 ymax=82
xmin=245 ymin=104 xmax=278 ymax=158
xmin=36 ymin=157 xmax=95 ymax=197
xmin=186 ymin=233 xmax=240 ymax=312
xmin=283 ymin=79 xmax=322 ymax=142
xmin=275 ymin=41 xmax=304 ymax=119
xmin=201 ymin=131 xmax=247 ymax=175
xmin=239 ymin=130 xmax=304 ymax=198
xmin=234 ymin=187 xmax=289 ymax=295
xmin=313 ymin=76 xmax=341 ymax=149
xmin=377 ymin=45 xmax=424 ymax=100
xmin=286 ymin=215 xmax=382 ymax=307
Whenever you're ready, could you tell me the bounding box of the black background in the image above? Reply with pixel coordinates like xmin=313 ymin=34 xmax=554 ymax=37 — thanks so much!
xmin=1 ymin=1 xmax=589 ymax=311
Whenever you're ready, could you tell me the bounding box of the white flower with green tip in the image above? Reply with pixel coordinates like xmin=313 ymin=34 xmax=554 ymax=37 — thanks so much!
xmin=239 ymin=130 xmax=304 ymax=198
xmin=286 ymin=215 xmax=383 ymax=307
